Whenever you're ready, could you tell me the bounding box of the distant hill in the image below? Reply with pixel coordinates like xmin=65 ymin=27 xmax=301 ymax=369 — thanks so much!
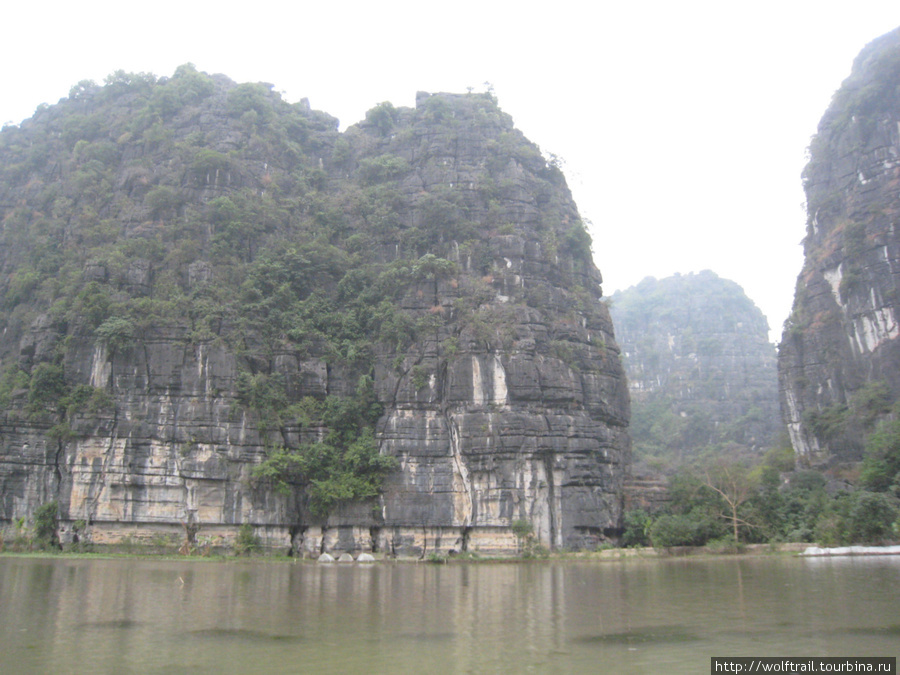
xmin=610 ymin=271 xmax=779 ymax=469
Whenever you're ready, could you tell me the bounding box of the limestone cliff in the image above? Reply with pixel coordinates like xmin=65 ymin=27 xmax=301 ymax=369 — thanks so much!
xmin=779 ymin=28 xmax=900 ymax=466
xmin=0 ymin=69 xmax=630 ymax=555
xmin=610 ymin=272 xmax=779 ymax=467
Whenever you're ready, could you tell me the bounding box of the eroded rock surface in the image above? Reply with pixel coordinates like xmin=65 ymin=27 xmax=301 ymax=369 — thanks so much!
xmin=779 ymin=28 xmax=900 ymax=466
xmin=0 ymin=73 xmax=629 ymax=555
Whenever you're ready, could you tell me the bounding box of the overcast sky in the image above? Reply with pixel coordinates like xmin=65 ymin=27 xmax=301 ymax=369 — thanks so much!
xmin=2 ymin=1 xmax=899 ymax=341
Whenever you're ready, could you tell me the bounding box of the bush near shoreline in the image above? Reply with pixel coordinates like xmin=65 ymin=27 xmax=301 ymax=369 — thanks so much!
xmin=623 ymin=462 xmax=900 ymax=550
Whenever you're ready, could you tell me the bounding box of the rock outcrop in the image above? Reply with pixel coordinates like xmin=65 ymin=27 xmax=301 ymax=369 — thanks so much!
xmin=610 ymin=272 xmax=779 ymax=466
xmin=779 ymin=28 xmax=900 ymax=467
xmin=0 ymin=69 xmax=630 ymax=555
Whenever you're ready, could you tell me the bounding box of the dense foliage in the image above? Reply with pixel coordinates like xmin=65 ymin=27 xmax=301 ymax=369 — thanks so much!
xmin=625 ymin=450 xmax=899 ymax=548
xmin=249 ymin=376 xmax=397 ymax=516
xmin=0 ymin=66 xmax=590 ymax=520
xmin=32 ymin=500 xmax=60 ymax=550
xmin=626 ymin=385 xmax=900 ymax=547
xmin=609 ymin=271 xmax=779 ymax=471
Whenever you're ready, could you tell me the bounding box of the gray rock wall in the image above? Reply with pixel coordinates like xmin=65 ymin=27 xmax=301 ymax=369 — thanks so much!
xmin=0 ymin=78 xmax=630 ymax=556
xmin=779 ymin=28 xmax=900 ymax=466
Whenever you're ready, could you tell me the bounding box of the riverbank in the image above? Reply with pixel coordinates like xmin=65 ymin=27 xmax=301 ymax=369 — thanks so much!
xmin=5 ymin=541 xmax=875 ymax=564
xmin=800 ymin=544 xmax=900 ymax=556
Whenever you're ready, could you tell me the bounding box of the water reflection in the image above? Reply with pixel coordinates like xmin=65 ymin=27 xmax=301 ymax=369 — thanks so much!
xmin=1 ymin=555 xmax=898 ymax=674
xmin=571 ymin=625 xmax=700 ymax=645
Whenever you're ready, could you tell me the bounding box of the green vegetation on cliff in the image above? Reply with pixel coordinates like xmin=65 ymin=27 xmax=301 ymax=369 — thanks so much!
xmin=0 ymin=65 xmax=607 ymax=530
xmin=778 ymin=27 xmax=900 ymax=491
xmin=609 ymin=271 xmax=779 ymax=471
xmin=616 ymin=268 xmax=899 ymax=548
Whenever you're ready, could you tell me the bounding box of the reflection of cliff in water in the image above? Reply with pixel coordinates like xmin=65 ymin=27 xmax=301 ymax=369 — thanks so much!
xmin=3 ymin=557 xmax=900 ymax=673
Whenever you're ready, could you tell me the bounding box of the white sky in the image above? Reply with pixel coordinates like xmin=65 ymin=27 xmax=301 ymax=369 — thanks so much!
xmin=2 ymin=1 xmax=898 ymax=342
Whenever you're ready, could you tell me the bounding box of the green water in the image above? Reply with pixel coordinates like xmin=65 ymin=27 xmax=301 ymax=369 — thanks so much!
xmin=1 ymin=555 xmax=897 ymax=673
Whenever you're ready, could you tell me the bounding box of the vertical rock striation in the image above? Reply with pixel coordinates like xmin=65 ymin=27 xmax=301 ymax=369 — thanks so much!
xmin=779 ymin=28 xmax=900 ymax=466
xmin=0 ymin=73 xmax=629 ymax=555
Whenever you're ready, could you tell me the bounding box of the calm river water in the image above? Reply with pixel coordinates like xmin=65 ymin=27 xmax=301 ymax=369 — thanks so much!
xmin=1 ymin=554 xmax=898 ymax=674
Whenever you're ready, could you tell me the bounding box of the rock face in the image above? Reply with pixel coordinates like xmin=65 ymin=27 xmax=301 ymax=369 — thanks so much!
xmin=0 ymin=69 xmax=630 ymax=555
xmin=779 ymin=28 xmax=900 ymax=466
xmin=610 ymin=272 xmax=779 ymax=465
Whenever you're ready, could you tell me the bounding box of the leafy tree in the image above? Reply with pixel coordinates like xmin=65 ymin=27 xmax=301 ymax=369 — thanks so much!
xmin=849 ymin=381 xmax=893 ymax=427
xmin=364 ymin=101 xmax=398 ymax=135
xmin=358 ymin=154 xmax=409 ymax=184
xmin=253 ymin=429 xmax=395 ymax=517
xmin=762 ymin=439 xmax=797 ymax=472
xmin=33 ymin=501 xmax=60 ymax=550
xmin=650 ymin=514 xmax=703 ymax=547
xmin=192 ymin=149 xmax=232 ymax=176
xmin=847 ymin=490 xmax=899 ymax=543
xmin=560 ymin=222 xmax=593 ymax=263
xmin=236 ymin=370 xmax=287 ymax=409
xmin=860 ymin=416 xmax=900 ymax=492
xmin=226 ymin=82 xmax=275 ymax=121
xmin=251 ymin=377 xmax=395 ymax=517
xmin=0 ymin=366 xmax=30 ymax=406
xmin=622 ymin=508 xmax=652 ymax=547
xmin=68 ymin=79 xmax=99 ymax=100
xmin=28 ymin=364 xmax=68 ymax=412
xmin=234 ymin=523 xmax=261 ymax=555
xmin=170 ymin=63 xmax=216 ymax=103
xmin=95 ymin=317 xmax=135 ymax=352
